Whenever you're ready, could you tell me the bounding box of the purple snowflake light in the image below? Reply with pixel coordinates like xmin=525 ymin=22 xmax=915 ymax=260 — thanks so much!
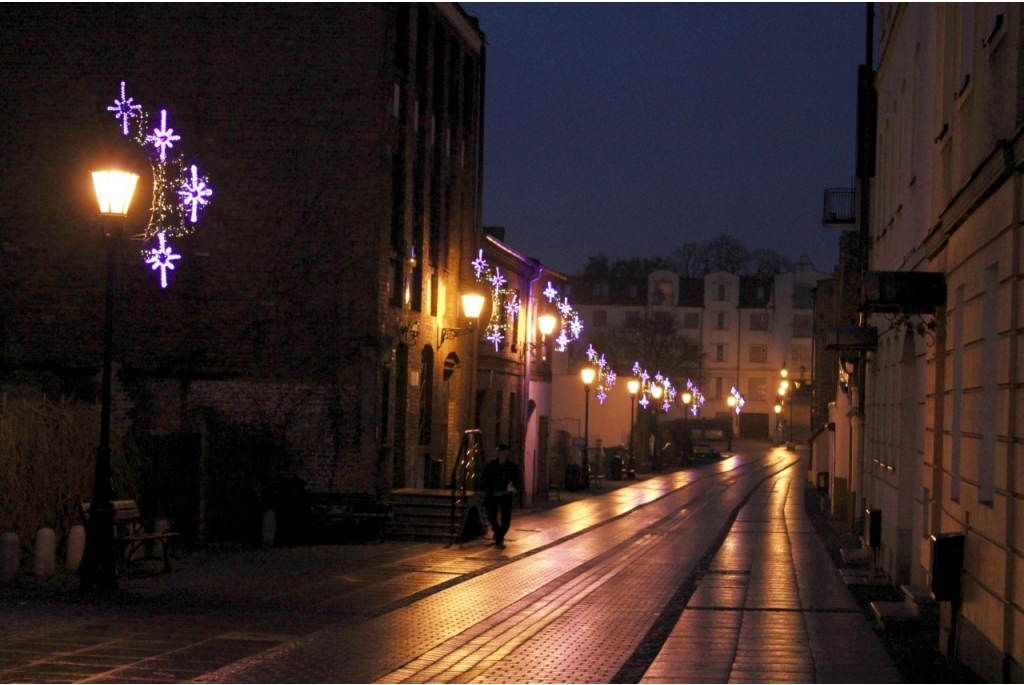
xmin=597 ymin=389 xmax=608 ymax=405
xmin=543 ymin=282 xmax=558 ymax=302
xmin=632 ymin=361 xmax=641 ymax=375
xmin=504 ymin=293 xmax=520 ymax=320
xmin=146 ymin=109 xmax=181 ymax=162
xmin=555 ymin=331 xmax=569 ymax=352
xmin=144 ymin=233 xmax=181 ymax=288
xmin=178 ymin=164 xmax=212 ymax=223
xmin=107 ymin=81 xmax=142 ymax=136
xmin=639 ymin=395 xmax=650 ymax=409
xmin=488 ymin=267 xmax=506 ymax=291
xmin=606 ymin=369 xmax=616 ymax=386
xmin=471 ymin=249 xmax=488 ymax=278
xmin=569 ymin=315 xmax=583 ymax=339
xmin=486 ymin=327 xmax=504 ymax=350
xmin=586 ymin=344 xmax=597 ymax=360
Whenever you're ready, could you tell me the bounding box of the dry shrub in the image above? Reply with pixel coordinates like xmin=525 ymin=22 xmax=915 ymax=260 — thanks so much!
xmin=0 ymin=397 xmax=134 ymax=556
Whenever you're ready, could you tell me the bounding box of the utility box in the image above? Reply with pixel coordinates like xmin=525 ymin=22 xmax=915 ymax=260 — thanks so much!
xmin=865 ymin=509 xmax=882 ymax=548
xmin=930 ymin=532 xmax=965 ymax=602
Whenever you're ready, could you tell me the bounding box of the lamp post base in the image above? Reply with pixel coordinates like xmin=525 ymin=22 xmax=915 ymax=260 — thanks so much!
xmin=78 ymin=498 xmax=118 ymax=592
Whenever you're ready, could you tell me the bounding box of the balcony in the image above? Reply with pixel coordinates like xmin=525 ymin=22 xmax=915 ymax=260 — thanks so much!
xmin=822 ymin=188 xmax=856 ymax=226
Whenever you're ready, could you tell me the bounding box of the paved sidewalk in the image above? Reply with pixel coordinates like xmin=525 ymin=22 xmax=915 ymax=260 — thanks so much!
xmin=1 ymin=445 xmax=900 ymax=683
xmin=641 ymin=461 xmax=900 ymax=684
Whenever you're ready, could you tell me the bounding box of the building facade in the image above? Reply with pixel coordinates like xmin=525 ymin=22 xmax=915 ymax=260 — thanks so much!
xmin=816 ymin=4 xmax=1024 ymax=680
xmin=0 ymin=5 xmax=492 ymax=511
xmin=550 ymin=257 xmax=826 ymax=468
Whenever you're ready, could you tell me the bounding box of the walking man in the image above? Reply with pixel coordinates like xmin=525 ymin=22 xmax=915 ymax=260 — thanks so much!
xmin=482 ymin=444 xmax=522 ymax=549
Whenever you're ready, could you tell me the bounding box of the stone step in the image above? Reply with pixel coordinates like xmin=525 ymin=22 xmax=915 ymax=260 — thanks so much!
xmin=901 ymin=583 xmax=939 ymax=625
xmin=840 ymin=568 xmax=889 ymax=586
xmin=871 ymin=600 xmax=921 ymax=631
xmin=840 ymin=547 xmax=872 ymax=566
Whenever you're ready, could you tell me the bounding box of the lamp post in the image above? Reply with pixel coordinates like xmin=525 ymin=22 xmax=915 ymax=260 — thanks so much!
xmin=80 ymin=169 xmax=139 ymax=591
xmin=442 ymin=289 xmax=485 ymax=434
xmin=680 ymin=390 xmax=692 ymax=462
xmin=726 ymin=395 xmax=737 ymax=451
xmin=650 ymin=384 xmax=663 ymax=471
xmin=581 ymin=367 xmax=595 ymax=490
xmin=776 ymin=383 xmax=787 ymax=447
xmin=627 ymin=379 xmax=639 ymax=479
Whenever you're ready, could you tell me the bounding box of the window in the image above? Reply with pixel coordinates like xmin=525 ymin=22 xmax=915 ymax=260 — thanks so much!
xmin=593 ymin=310 xmax=607 ymax=328
xmin=592 ymin=283 xmax=609 ymax=298
xmin=748 ymin=377 xmax=768 ymax=402
xmin=653 ymin=280 xmax=673 ymax=306
xmin=749 ymin=312 xmax=769 ymax=331
xmin=715 ymin=377 xmax=723 ymax=399
xmin=629 ymin=284 xmax=638 ymax=298
xmin=756 ymin=286 xmax=765 ymax=300
xmin=716 ymin=344 xmax=725 ymax=362
xmin=749 ymin=345 xmax=768 ymax=364
xmin=792 ymin=285 xmax=813 ymax=309
xmin=716 ymin=312 xmax=727 ymax=330
xmin=792 ymin=345 xmax=811 ymax=365
xmin=717 ymin=283 xmax=727 ymax=301
xmin=683 ymin=312 xmax=700 ymax=329
xmin=792 ymin=314 xmax=813 ymax=338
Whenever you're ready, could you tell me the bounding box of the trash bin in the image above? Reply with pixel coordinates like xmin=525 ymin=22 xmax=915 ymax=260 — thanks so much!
xmin=608 ymin=456 xmax=623 ymax=481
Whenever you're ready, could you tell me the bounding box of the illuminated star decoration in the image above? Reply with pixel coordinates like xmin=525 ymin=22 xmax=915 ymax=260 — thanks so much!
xmin=632 ymin=363 xmax=674 ymax=413
xmin=555 ymin=331 xmax=569 ymax=352
xmin=730 ymin=386 xmax=746 ymax=415
xmin=107 ymin=81 xmax=142 ymax=136
xmin=104 ymin=81 xmax=213 ymax=289
xmin=178 ymin=164 xmax=212 ymax=223
xmin=144 ymin=233 xmax=181 ymax=289
xmin=639 ymin=395 xmax=650 ymax=409
xmin=146 ymin=109 xmax=181 ymax=162
xmin=585 ymin=346 xmax=617 ymax=404
xmin=687 ymin=380 xmax=707 ymax=416
xmin=469 ymin=250 xmax=517 ymax=350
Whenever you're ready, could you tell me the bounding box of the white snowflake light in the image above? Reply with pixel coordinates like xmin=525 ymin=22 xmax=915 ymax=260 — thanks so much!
xmin=597 ymin=354 xmax=607 ymax=369
xmin=147 ymin=109 xmax=181 ymax=162
xmin=586 ymin=344 xmax=597 ymax=359
xmin=178 ymin=164 xmax=212 ymax=223
xmin=597 ymin=389 xmax=608 ymax=405
xmin=144 ymin=233 xmax=181 ymax=289
xmin=557 ymin=298 xmax=572 ymax=317
xmin=488 ymin=268 xmax=506 ymax=292
xmin=606 ymin=369 xmax=616 ymax=386
xmin=632 ymin=361 xmax=641 ymax=375
xmin=555 ymin=331 xmax=569 ymax=352
xmin=569 ymin=314 xmax=583 ymax=339
xmin=504 ymin=293 xmax=520 ymax=320
xmin=471 ymin=249 xmax=488 ymax=278
xmin=543 ymin=282 xmax=558 ymax=302
xmin=639 ymin=395 xmax=650 ymax=409
xmin=107 ymin=81 xmax=142 ymax=136
xmin=486 ymin=328 xmax=504 ymax=350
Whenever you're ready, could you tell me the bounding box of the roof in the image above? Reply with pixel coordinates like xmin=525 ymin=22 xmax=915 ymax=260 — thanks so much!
xmin=566 ymin=276 xmax=647 ymax=306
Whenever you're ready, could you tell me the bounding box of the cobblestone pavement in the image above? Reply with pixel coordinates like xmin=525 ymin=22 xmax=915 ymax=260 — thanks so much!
xmin=1 ymin=444 xmax=899 ymax=683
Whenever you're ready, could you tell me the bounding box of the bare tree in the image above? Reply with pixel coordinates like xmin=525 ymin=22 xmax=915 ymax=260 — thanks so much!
xmin=748 ymin=247 xmax=792 ymax=275
xmin=704 ymin=234 xmax=750 ymax=274
xmin=589 ymin=311 xmax=702 ymax=381
xmin=669 ymin=242 xmax=709 ymax=278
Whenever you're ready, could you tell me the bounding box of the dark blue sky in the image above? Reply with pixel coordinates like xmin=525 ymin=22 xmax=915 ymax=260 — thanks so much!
xmin=460 ymin=3 xmax=868 ymax=276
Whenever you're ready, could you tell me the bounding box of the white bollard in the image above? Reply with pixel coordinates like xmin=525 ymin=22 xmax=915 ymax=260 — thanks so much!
xmin=1 ymin=532 xmax=19 ymax=583
xmin=261 ymin=510 xmax=276 ymax=546
xmin=33 ymin=528 xmax=56 ymax=577
xmin=65 ymin=525 xmax=86 ymax=572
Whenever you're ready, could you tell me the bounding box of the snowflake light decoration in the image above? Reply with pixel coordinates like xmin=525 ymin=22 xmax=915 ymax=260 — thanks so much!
xmin=469 ymin=250 xmax=518 ymax=350
xmin=585 ymin=346 xmax=617 ymax=404
xmin=685 ymin=380 xmax=707 ymax=416
xmin=104 ymin=81 xmax=213 ymax=288
xmin=179 ymin=164 xmax=212 ymax=223
xmin=146 ymin=109 xmax=181 ymax=162
xmin=107 ymin=81 xmax=142 ymax=136
xmin=555 ymin=331 xmax=569 ymax=352
xmin=730 ymin=386 xmax=746 ymax=415
xmin=632 ymin=363 xmax=674 ymax=413
xmin=144 ymin=233 xmax=181 ymax=289
xmin=543 ymin=282 xmax=558 ymax=302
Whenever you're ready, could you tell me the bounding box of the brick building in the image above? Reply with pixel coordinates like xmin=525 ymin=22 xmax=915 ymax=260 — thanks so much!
xmin=0 ymin=5 xmax=490 ymax=516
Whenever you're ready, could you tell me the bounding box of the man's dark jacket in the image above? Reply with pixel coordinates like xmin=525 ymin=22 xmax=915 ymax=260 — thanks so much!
xmin=481 ymin=458 xmax=522 ymax=498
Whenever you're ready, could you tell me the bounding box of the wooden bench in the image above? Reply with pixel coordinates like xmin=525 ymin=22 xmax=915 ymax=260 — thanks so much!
xmin=307 ymin=493 xmax=391 ymax=542
xmin=80 ymin=500 xmax=178 ymax=573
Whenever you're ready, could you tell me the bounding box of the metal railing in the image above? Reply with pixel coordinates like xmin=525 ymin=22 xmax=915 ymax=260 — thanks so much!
xmin=822 ymin=188 xmax=856 ymax=225
xmin=450 ymin=429 xmax=484 ymax=542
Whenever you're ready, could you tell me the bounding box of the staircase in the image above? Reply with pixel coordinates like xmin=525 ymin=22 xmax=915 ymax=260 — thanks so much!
xmin=388 ymin=429 xmax=489 ymax=542
xmin=388 ymin=489 xmax=483 ymax=540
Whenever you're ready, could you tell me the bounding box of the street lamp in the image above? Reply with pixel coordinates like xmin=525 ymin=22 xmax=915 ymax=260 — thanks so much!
xmin=626 ymin=379 xmax=639 ymax=479
xmin=537 ymin=313 xmax=557 ymax=338
xmin=80 ymin=168 xmax=139 ymax=591
xmin=581 ymin=366 xmax=596 ymax=490
xmin=650 ymin=384 xmax=663 ymax=471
